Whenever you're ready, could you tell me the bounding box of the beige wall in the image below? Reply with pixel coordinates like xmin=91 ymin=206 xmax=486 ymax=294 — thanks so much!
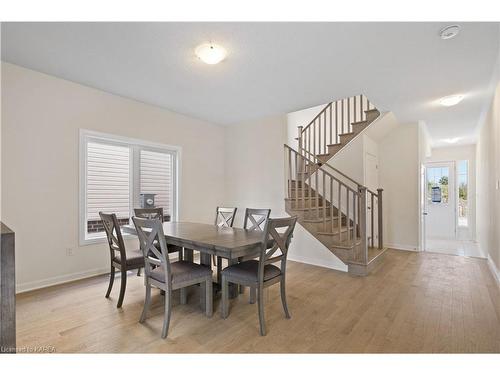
xmin=1 ymin=63 xmax=226 ymax=291
xmin=476 ymin=79 xmax=500 ymax=274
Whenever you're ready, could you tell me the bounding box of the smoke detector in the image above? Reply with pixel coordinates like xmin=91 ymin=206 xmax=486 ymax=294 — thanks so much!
xmin=440 ymin=25 xmax=460 ymax=40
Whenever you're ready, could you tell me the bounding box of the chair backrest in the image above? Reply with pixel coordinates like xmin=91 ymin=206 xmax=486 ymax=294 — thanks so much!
xmin=215 ymin=207 xmax=237 ymax=228
xmin=134 ymin=207 xmax=164 ymax=222
xmin=99 ymin=212 xmax=127 ymax=262
xmin=243 ymin=208 xmax=271 ymax=231
xmin=132 ymin=216 xmax=171 ymax=286
xmin=258 ymin=216 xmax=298 ymax=280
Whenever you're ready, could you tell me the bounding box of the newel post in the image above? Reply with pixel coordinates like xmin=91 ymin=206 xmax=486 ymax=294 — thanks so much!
xmin=358 ymin=186 xmax=368 ymax=264
xmin=377 ymin=188 xmax=383 ymax=249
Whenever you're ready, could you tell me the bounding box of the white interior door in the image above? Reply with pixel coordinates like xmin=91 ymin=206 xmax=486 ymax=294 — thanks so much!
xmin=365 ymin=152 xmax=379 ymax=247
xmin=425 ymin=161 xmax=456 ymax=240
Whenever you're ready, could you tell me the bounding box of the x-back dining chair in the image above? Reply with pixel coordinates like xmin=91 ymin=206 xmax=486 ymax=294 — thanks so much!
xmin=100 ymin=212 xmax=145 ymax=308
xmin=134 ymin=207 xmax=164 ymax=221
xmin=240 ymin=208 xmax=271 ymax=299
xmin=132 ymin=216 xmax=213 ymax=339
xmin=221 ymin=216 xmax=298 ymax=336
xmin=134 ymin=207 xmax=183 ymax=263
xmin=213 ymin=206 xmax=237 ymax=281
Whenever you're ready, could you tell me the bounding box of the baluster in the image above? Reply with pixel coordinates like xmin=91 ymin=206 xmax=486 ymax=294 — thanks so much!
xmin=323 ymin=172 xmax=326 ymax=231
xmin=323 ymin=110 xmax=326 ymax=155
xmin=353 ymin=191 xmax=356 ymax=241
xmin=354 ymin=94 xmax=357 ymax=124
xmin=330 ymin=177 xmax=334 ymax=234
xmin=288 ymin=148 xmax=292 ymax=200
xmin=329 ymin=104 xmax=333 ymax=145
xmin=361 ymin=94 xmax=365 ymax=121
xmin=359 ymin=95 xmax=362 ymax=121
xmin=377 ymin=188 xmax=383 ymax=249
xmin=371 ymin=192 xmax=375 ymax=248
xmin=348 ymin=96 xmax=351 ymax=133
xmin=315 ymin=169 xmax=319 ymax=218
xmin=341 ymin=99 xmax=344 ymax=134
xmin=294 ymin=153 xmax=299 ymax=209
xmin=358 ymin=186 xmax=368 ymax=263
xmin=346 ymin=188 xmax=350 ymax=242
xmin=338 ymin=184 xmax=342 ymax=241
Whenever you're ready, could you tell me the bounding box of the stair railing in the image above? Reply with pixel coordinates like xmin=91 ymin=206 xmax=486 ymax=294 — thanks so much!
xmin=297 ymin=94 xmax=376 ymax=159
xmin=284 ymin=145 xmax=383 ymax=264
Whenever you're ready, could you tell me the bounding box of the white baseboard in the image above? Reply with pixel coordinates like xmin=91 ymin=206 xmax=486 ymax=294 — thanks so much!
xmin=385 ymin=243 xmax=419 ymax=252
xmin=16 ymin=267 xmax=110 ymax=294
xmin=487 ymin=255 xmax=500 ymax=288
xmin=288 ymin=254 xmax=348 ymax=272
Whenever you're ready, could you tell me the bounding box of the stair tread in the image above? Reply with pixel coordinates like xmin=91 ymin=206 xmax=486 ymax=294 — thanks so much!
xmin=327 ymin=142 xmax=342 ymax=147
xmin=339 ymin=132 xmax=355 ymax=136
xmin=365 ymin=108 xmax=379 ymax=113
xmin=351 ymin=120 xmax=368 ymax=126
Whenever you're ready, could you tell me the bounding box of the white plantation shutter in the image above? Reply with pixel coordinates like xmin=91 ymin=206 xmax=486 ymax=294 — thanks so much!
xmin=140 ymin=150 xmax=173 ymax=216
xmin=86 ymin=142 xmax=130 ymax=221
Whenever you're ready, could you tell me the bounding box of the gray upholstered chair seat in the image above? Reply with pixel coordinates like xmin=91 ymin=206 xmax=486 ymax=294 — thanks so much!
xmin=150 ymin=261 xmax=212 ymax=284
xmin=222 ymin=260 xmax=281 ymax=283
xmin=113 ymin=249 xmax=144 ymax=266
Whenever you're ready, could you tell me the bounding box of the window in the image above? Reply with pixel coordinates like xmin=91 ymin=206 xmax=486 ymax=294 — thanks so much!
xmin=457 ymin=160 xmax=468 ymax=227
xmin=80 ymin=130 xmax=179 ymax=245
xmin=427 ymin=166 xmax=449 ymax=204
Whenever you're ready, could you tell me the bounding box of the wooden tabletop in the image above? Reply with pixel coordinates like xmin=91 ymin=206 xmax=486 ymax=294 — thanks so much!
xmin=122 ymin=221 xmax=265 ymax=259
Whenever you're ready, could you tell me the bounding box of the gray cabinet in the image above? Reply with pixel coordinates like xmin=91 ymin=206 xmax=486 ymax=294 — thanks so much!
xmin=0 ymin=222 xmax=15 ymax=353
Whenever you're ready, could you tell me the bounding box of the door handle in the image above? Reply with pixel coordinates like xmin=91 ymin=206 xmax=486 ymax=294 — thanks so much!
xmin=423 ymin=212 xmax=428 ymax=216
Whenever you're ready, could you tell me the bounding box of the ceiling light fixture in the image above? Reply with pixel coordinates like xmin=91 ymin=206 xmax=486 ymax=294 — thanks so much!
xmin=439 ymin=94 xmax=464 ymax=107
xmin=443 ymin=137 xmax=460 ymax=144
xmin=195 ymin=43 xmax=227 ymax=65
xmin=440 ymin=25 xmax=460 ymax=40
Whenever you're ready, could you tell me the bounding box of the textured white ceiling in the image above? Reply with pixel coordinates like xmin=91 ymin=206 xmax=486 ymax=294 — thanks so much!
xmin=2 ymin=22 xmax=499 ymax=145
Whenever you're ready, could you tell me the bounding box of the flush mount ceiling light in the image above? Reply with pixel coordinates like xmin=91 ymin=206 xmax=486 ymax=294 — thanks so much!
xmin=440 ymin=25 xmax=460 ymax=40
xmin=439 ymin=94 xmax=464 ymax=107
xmin=195 ymin=43 xmax=227 ymax=65
xmin=443 ymin=137 xmax=460 ymax=144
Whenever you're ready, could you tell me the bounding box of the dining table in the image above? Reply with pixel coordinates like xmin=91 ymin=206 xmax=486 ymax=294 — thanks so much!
xmin=122 ymin=221 xmax=266 ymax=307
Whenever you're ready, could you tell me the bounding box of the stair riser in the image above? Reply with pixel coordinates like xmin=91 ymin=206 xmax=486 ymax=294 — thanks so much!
xmin=289 ymin=190 xmax=317 ymax=198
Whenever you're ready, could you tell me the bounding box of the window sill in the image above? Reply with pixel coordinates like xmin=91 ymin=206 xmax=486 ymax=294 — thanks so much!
xmin=80 ymin=232 xmax=135 ymax=247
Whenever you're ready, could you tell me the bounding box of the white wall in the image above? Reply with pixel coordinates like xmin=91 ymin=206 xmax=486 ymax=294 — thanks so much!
xmin=476 ymin=78 xmax=500 ymax=279
xmin=379 ymin=123 xmax=421 ymax=251
xmin=1 ymin=63 xmax=226 ymax=292
xmin=425 ymin=144 xmax=477 ymax=240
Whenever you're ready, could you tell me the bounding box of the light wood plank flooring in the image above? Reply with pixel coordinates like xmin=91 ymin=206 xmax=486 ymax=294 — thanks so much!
xmin=16 ymin=249 xmax=500 ymax=353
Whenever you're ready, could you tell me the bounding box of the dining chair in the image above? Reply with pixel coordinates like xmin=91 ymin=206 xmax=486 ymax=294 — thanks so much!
xmin=100 ymin=212 xmax=145 ymax=308
xmin=240 ymin=208 xmax=271 ymax=300
xmin=221 ymin=216 xmax=297 ymax=336
xmin=213 ymin=207 xmax=237 ymax=282
xmin=132 ymin=216 xmax=213 ymax=339
xmin=134 ymin=207 xmax=183 ymax=265
xmin=134 ymin=207 xmax=164 ymax=221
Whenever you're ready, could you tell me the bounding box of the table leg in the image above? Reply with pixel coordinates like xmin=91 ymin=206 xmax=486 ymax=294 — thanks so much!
xmin=199 ymin=252 xmax=212 ymax=310
xmin=184 ymin=248 xmax=194 ymax=262
xmin=227 ymin=259 xmax=239 ymax=299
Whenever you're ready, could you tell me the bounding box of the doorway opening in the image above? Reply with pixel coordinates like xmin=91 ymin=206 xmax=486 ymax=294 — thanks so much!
xmin=421 ymin=160 xmax=482 ymax=258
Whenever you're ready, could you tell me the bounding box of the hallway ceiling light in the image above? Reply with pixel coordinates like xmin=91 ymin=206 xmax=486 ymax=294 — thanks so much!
xmin=443 ymin=137 xmax=460 ymax=144
xmin=195 ymin=43 xmax=227 ymax=65
xmin=440 ymin=25 xmax=460 ymax=40
xmin=439 ymin=94 xmax=464 ymax=107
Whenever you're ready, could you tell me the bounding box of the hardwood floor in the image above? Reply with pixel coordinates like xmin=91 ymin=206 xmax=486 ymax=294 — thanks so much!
xmin=16 ymin=249 xmax=500 ymax=353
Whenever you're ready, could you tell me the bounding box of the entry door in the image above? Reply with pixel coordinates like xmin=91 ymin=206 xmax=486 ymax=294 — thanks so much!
xmin=365 ymin=153 xmax=379 ymax=246
xmin=425 ymin=161 xmax=456 ymax=240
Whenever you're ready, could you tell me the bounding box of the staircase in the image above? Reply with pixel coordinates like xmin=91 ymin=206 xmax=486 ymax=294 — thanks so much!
xmin=284 ymin=94 xmax=386 ymax=275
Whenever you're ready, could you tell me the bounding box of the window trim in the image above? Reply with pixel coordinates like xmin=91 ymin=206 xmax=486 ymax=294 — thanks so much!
xmin=79 ymin=129 xmax=181 ymax=246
